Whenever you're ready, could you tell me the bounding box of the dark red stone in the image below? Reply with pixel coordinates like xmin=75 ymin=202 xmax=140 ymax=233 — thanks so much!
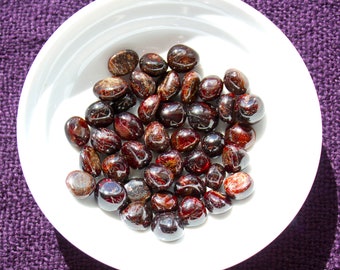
xmin=184 ymin=150 xmax=211 ymax=175
xmin=144 ymin=164 xmax=174 ymax=191
xmin=187 ymin=102 xmax=219 ymax=132
xmin=151 ymin=192 xmax=178 ymax=213
xmin=222 ymin=144 xmax=249 ymax=173
xmin=157 ymin=101 xmax=186 ymax=128
xmin=167 ymin=44 xmax=199 ymax=72
xmin=155 ymin=149 xmax=183 ymax=176
xmin=204 ymin=163 xmax=225 ymax=190
xmin=108 ymin=49 xmax=139 ymax=76
xmin=157 ymin=70 xmax=181 ymax=101
xmin=93 ymin=77 xmax=129 ymax=101
xmin=65 ymin=116 xmax=90 ymax=148
xmin=121 ymin=141 xmax=152 ymax=169
xmin=114 ymin=112 xmax=144 ymax=140
xmin=181 ymin=70 xmax=200 ymax=104
xmin=225 ymin=122 xmax=256 ymax=150
xmin=91 ymin=127 xmax=122 ymax=155
xmin=144 ymin=121 xmax=170 ymax=153
xmin=170 ymin=128 xmax=200 ymax=152
xmin=139 ymin=52 xmax=168 ymax=77
xmin=178 ymin=196 xmax=207 ymax=227
xmin=79 ymin=145 xmax=101 ymax=177
xmin=174 ymin=174 xmax=206 ymax=198
xmin=130 ymin=70 xmax=156 ymax=99
xmin=198 ymin=75 xmax=223 ymax=101
xmin=85 ymin=100 xmax=114 ymax=128
xmin=137 ymin=94 xmax=160 ymax=124
xmin=223 ymin=68 xmax=249 ymax=95
xmin=101 ymin=154 xmax=130 ymax=183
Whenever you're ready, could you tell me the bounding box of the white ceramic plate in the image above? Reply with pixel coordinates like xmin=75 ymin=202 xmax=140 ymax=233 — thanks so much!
xmin=17 ymin=0 xmax=322 ymax=269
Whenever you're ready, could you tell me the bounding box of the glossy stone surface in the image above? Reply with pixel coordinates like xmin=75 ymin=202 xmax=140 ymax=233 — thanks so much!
xmin=121 ymin=141 xmax=152 ymax=169
xmin=225 ymin=122 xmax=256 ymax=150
xmin=170 ymin=128 xmax=200 ymax=153
xmin=114 ymin=112 xmax=144 ymax=140
xmin=79 ymin=145 xmax=101 ymax=177
xmin=65 ymin=116 xmax=90 ymax=148
xmin=174 ymin=174 xmax=206 ymax=198
xmin=204 ymin=163 xmax=225 ymax=190
xmin=137 ymin=94 xmax=161 ymax=124
xmin=124 ymin=178 xmax=151 ymax=202
xmin=204 ymin=190 xmax=232 ymax=214
xmin=120 ymin=201 xmax=152 ymax=231
xmin=65 ymin=170 xmax=96 ymax=199
xmin=198 ymin=75 xmax=223 ymax=101
xmin=144 ymin=164 xmax=174 ymax=191
xmin=222 ymin=144 xmax=249 ymax=173
xmin=187 ymin=102 xmax=219 ymax=132
xmin=101 ymin=154 xmax=130 ymax=183
xmin=139 ymin=52 xmax=168 ymax=77
xmin=237 ymin=93 xmax=265 ymax=124
xmin=223 ymin=171 xmax=254 ymax=200
xmin=184 ymin=150 xmax=211 ymax=175
xmin=95 ymin=178 xmax=127 ymax=211
xmin=157 ymin=101 xmax=186 ymax=128
xmin=223 ymin=68 xmax=249 ymax=95
xmin=91 ymin=127 xmax=122 ymax=155
xmin=201 ymin=131 xmax=225 ymax=158
xmin=151 ymin=212 xmax=184 ymax=242
xmin=108 ymin=49 xmax=139 ymax=76
xmin=85 ymin=100 xmax=114 ymax=128
xmin=157 ymin=70 xmax=181 ymax=101
xmin=218 ymin=93 xmax=236 ymax=124
xmin=155 ymin=149 xmax=183 ymax=176
xmin=167 ymin=44 xmax=199 ymax=72
xmin=151 ymin=192 xmax=178 ymax=213
xmin=144 ymin=121 xmax=170 ymax=153
xmin=181 ymin=70 xmax=200 ymax=104
xmin=178 ymin=196 xmax=207 ymax=227
xmin=93 ymin=77 xmax=129 ymax=101
xmin=130 ymin=70 xmax=156 ymax=99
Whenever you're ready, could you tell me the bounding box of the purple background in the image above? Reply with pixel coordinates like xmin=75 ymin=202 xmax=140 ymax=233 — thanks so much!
xmin=1 ymin=0 xmax=339 ymax=269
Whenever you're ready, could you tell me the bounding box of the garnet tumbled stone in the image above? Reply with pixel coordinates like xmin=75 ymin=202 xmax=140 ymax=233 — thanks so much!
xmin=101 ymin=154 xmax=130 ymax=183
xmin=155 ymin=149 xmax=183 ymax=176
xmin=170 ymin=128 xmax=200 ymax=153
xmin=151 ymin=212 xmax=184 ymax=242
xmin=225 ymin=122 xmax=256 ymax=150
xmin=108 ymin=49 xmax=139 ymax=76
xmin=178 ymin=196 xmax=207 ymax=227
xmin=114 ymin=112 xmax=144 ymax=141
xmin=184 ymin=150 xmax=211 ymax=175
xmin=157 ymin=70 xmax=181 ymax=101
xmin=93 ymin=77 xmax=129 ymax=101
xmin=121 ymin=141 xmax=152 ymax=170
xmin=158 ymin=101 xmax=186 ymax=128
xmin=65 ymin=116 xmax=90 ymax=148
xmin=65 ymin=170 xmax=96 ymax=199
xmin=187 ymin=102 xmax=219 ymax=133
xmin=95 ymin=178 xmax=127 ymax=212
xmin=120 ymin=201 xmax=152 ymax=231
xmin=144 ymin=163 xmax=174 ymax=191
xmin=144 ymin=121 xmax=170 ymax=153
xmin=167 ymin=44 xmax=199 ymax=72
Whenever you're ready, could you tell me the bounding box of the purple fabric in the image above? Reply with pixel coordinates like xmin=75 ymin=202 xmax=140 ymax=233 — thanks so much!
xmin=1 ymin=0 xmax=339 ymax=269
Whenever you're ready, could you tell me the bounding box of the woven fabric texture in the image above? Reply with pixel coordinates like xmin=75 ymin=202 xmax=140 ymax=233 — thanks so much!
xmin=1 ymin=0 xmax=339 ymax=269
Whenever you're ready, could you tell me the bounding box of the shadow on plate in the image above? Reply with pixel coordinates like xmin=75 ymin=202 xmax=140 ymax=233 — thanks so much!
xmin=228 ymin=146 xmax=338 ymax=270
